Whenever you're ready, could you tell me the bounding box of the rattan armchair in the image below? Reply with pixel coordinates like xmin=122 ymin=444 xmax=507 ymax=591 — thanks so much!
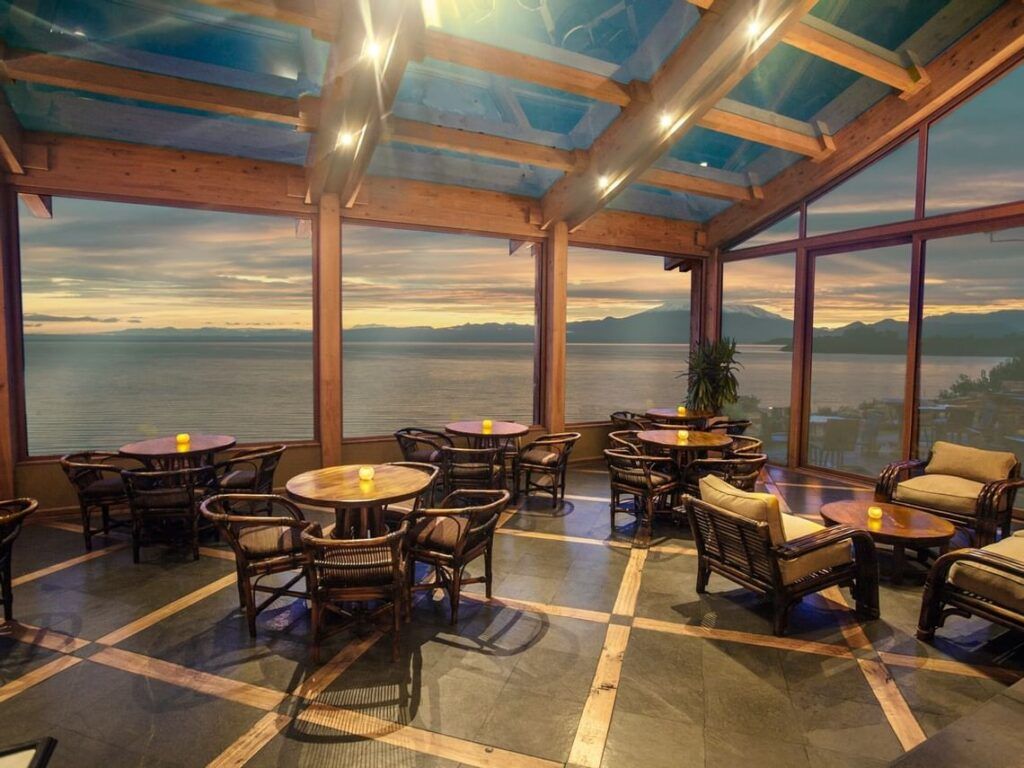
xmin=1 ymin=498 xmax=38 ymax=622
xmin=302 ymin=524 xmax=408 ymax=662
xmin=684 ymin=453 xmax=768 ymax=494
xmin=212 ymin=445 xmax=285 ymax=496
xmin=877 ymin=441 xmax=1023 ymax=546
xmin=121 ymin=467 xmax=208 ymax=562
xmin=517 ymin=432 xmax=580 ymax=507
xmin=610 ymin=411 xmax=652 ymax=430
xmin=201 ymin=494 xmax=318 ymax=637
xmin=383 ymin=462 xmax=441 ymax=527
xmin=439 ymin=445 xmax=504 ymax=495
xmin=917 ymin=533 xmax=1024 ymax=640
xmin=608 ymin=430 xmax=642 ymax=452
xmin=725 ymin=435 xmax=764 ymax=456
xmin=404 ymin=489 xmax=510 ymax=624
xmin=604 ymin=448 xmax=679 ymax=544
xmin=394 ymin=428 xmax=453 ymax=468
xmin=60 ymin=451 xmax=142 ymax=550
xmin=707 ymin=418 xmax=752 ymax=436
xmin=683 ymin=477 xmax=879 ymax=635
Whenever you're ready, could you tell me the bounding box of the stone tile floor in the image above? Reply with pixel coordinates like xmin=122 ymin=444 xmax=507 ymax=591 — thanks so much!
xmin=1 ymin=462 xmax=1022 ymax=767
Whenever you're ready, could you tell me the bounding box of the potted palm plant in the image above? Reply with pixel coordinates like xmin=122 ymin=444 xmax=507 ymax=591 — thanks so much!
xmin=680 ymin=337 xmax=741 ymax=414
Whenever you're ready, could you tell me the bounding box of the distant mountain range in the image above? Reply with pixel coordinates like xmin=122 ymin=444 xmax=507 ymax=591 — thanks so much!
xmin=24 ymin=304 xmax=1024 ymax=357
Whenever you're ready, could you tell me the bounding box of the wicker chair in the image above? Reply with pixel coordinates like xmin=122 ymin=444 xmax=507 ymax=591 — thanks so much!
xmin=610 ymin=411 xmax=652 ymax=430
xmin=439 ymin=445 xmax=503 ymax=495
xmin=1 ymin=498 xmax=38 ymax=622
xmin=382 ymin=462 xmax=441 ymax=527
xmin=394 ymin=428 xmax=453 ymax=468
xmin=212 ymin=445 xmax=286 ymax=496
xmin=121 ymin=467 xmax=209 ymax=562
xmin=517 ymin=432 xmax=581 ymax=507
xmin=683 ymin=476 xmax=879 ymax=635
xmin=60 ymin=451 xmax=142 ymax=550
xmin=200 ymin=494 xmax=318 ymax=637
xmin=608 ymin=430 xmax=642 ymax=452
xmin=725 ymin=435 xmax=764 ymax=456
xmin=707 ymin=418 xmax=752 ymax=436
xmin=404 ymin=489 xmax=509 ymax=624
xmin=604 ymin=448 xmax=679 ymax=544
xmin=302 ymin=524 xmax=408 ymax=662
xmin=917 ymin=534 xmax=1024 ymax=641
xmin=684 ymin=453 xmax=768 ymax=494
xmin=877 ymin=441 xmax=1024 ymax=546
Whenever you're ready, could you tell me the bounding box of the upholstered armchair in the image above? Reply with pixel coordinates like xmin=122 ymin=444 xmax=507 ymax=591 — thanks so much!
xmin=517 ymin=432 xmax=581 ymax=506
xmin=917 ymin=532 xmax=1024 ymax=640
xmin=683 ymin=476 xmax=879 ymax=635
xmin=877 ymin=441 xmax=1023 ymax=546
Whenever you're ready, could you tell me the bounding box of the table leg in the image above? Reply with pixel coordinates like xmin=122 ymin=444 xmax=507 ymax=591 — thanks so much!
xmin=891 ymin=543 xmax=906 ymax=586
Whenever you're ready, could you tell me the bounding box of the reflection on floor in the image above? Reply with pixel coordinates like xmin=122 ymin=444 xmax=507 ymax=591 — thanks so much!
xmin=1 ymin=463 xmax=1022 ymax=767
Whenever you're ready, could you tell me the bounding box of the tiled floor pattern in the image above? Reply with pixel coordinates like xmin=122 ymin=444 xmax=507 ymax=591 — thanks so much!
xmin=1 ymin=462 xmax=1022 ymax=767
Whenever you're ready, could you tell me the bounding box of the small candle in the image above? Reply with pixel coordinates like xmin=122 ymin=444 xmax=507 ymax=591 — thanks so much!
xmin=867 ymin=506 xmax=883 ymax=520
xmin=677 ymin=429 xmax=689 ymax=442
xmin=677 ymin=405 xmax=688 ymax=416
xmin=358 ymin=465 xmax=375 ymax=481
xmin=175 ymin=433 xmax=190 ymax=446
xmin=481 ymin=419 xmax=493 ymax=430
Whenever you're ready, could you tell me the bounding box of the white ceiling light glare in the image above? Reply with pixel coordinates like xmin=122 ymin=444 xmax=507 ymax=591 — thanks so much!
xmin=363 ymin=38 xmax=384 ymax=62
xmin=598 ymin=175 xmax=611 ymax=190
xmin=659 ymin=113 xmax=674 ymax=130
xmin=336 ymin=130 xmax=357 ymax=150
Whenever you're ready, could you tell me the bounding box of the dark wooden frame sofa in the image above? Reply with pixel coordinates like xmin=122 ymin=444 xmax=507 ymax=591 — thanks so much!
xmin=877 ymin=440 xmax=1024 ymax=546
xmin=1 ymin=498 xmax=38 ymax=622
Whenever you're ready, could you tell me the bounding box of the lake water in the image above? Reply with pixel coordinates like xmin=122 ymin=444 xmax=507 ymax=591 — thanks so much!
xmin=22 ymin=338 xmax=1008 ymax=454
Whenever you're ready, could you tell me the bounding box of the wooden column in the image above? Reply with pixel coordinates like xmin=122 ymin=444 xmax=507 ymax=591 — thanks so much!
xmin=700 ymin=250 xmax=723 ymax=343
xmin=902 ymin=235 xmax=926 ymax=460
xmin=542 ymin=222 xmax=568 ymax=432
xmin=315 ymin=193 xmax=342 ymax=466
xmin=788 ymin=244 xmax=814 ymax=468
xmin=0 ymin=186 xmax=20 ymax=497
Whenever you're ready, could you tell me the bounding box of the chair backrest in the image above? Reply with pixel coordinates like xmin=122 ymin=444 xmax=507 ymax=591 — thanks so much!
xmin=603 ymin=448 xmax=666 ymax=491
xmin=523 ymin=432 xmax=581 ymax=468
xmin=200 ymin=493 xmax=310 ymax=559
xmin=60 ymin=451 xmax=136 ymax=491
xmin=727 ymin=435 xmax=764 ymax=456
xmin=924 ymin=440 xmax=1020 ymax=485
xmin=610 ymin=411 xmax=651 ymax=430
xmin=431 ymin=489 xmax=510 ymax=555
xmin=688 ymin=454 xmax=768 ymax=492
xmin=394 ymin=428 xmax=452 ymax=462
xmin=608 ymin=430 xmax=641 ymax=452
xmin=389 ymin=462 xmax=441 ymax=510
xmin=220 ymin=445 xmax=286 ymax=492
xmin=707 ymin=419 xmax=752 ymax=436
xmin=440 ymin=446 xmax=503 ymax=488
xmin=683 ymin=494 xmax=776 ymax=588
xmin=302 ymin=525 xmax=406 ymax=593
xmin=0 ymin=498 xmax=38 ymax=553
xmin=122 ymin=467 xmax=203 ymax=517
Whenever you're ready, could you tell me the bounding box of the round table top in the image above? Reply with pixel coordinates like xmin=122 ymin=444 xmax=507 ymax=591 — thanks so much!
xmin=445 ymin=420 xmax=530 ymax=438
xmin=286 ymin=464 xmax=433 ymax=508
xmin=637 ymin=429 xmax=732 ymax=451
xmin=119 ymin=434 xmax=236 ymax=458
xmin=820 ymin=500 xmax=956 ymax=545
xmin=644 ymin=407 xmax=715 ymax=423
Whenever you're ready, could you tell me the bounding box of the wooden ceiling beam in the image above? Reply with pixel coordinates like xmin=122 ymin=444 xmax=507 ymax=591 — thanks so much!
xmin=540 ymin=0 xmax=817 ymax=230
xmin=0 ymin=91 xmax=52 ymax=215
xmin=698 ymin=101 xmax=834 ymax=159
xmin=190 ymin=0 xmax=340 ymax=39
xmin=706 ymin=0 xmax=1024 ymax=248
xmin=18 ymin=192 xmax=51 ymax=218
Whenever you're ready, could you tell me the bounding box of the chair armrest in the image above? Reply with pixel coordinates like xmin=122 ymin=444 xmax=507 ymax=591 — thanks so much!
xmin=774 ymin=524 xmax=874 ymax=560
xmin=979 ymin=477 xmax=1024 ymax=510
xmin=927 ymin=546 xmax=1024 ymax=586
xmin=876 ymin=459 xmax=927 ymax=499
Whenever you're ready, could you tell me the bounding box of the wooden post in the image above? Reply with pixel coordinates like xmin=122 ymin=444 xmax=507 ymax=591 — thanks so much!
xmin=902 ymin=235 xmax=925 ymax=460
xmin=788 ymin=244 xmax=813 ymax=468
xmin=0 ymin=186 xmax=20 ymax=497
xmin=542 ymin=222 xmax=568 ymax=432
xmin=315 ymin=194 xmax=342 ymax=466
xmin=700 ymin=250 xmax=723 ymax=343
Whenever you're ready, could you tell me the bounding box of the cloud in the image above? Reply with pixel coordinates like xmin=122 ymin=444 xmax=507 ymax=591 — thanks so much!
xmin=23 ymin=313 xmax=120 ymax=323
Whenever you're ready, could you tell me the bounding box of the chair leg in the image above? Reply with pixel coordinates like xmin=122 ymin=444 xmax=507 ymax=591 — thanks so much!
xmin=240 ymin=573 xmax=258 ymax=638
xmin=2 ymin=558 xmax=12 ymax=622
xmin=484 ymin=545 xmax=494 ymax=599
xmin=132 ymin=521 xmax=141 ymax=564
xmin=191 ymin=518 xmax=200 ymax=561
xmin=772 ymin=595 xmax=790 ymax=636
xmin=391 ymin=596 xmax=401 ymax=662
xmin=609 ymin=491 xmax=618 ymax=530
xmin=80 ymin=503 xmax=93 ymax=552
xmin=101 ymin=504 xmax=111 ymax=534
xmin=449 ymin=567 xmax=462 ymax=625
xmin=311 ymin=598 xmax=322 ymax=664
xmin=695 ymin=557 xmax=710 ymax=594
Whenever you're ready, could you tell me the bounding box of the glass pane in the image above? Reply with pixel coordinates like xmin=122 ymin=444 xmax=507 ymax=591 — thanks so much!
xmin=927 ymin=63 xmax=1024 ymax=215
xmin=806 ymin=138 xmax=918 ymax=236
xmin=342 ymin=225 xmax=536 ymax=437
xmin=918 ymin=228 xmax=1024 ymax=463
xmin=566 ymin=247 xmax=689 ymax=423
xmin=733 ymin=211 xmax=800 ymax=250
xmin=721 ymin=254 xmax=795 ymax=463
xmin=19 ymin=198 xmax=313 ymax=455
xmin=808 ymin=245 xmax=911 ymax=475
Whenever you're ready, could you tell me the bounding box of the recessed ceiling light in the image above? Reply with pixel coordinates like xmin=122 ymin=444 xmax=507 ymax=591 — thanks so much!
xmin=364 ymin=39 xmax=383 ymax=61
xmin=699 ymin=161 xmax=709 ymax=167
xmin=72 ymin=29 xmax=87 ymax=37
xmin=336 ymin=131 xmax=356 ymax=149
xmin=746 ymin=19 xmax=763 ymax=39
xmin=659 ymin=113 xmax=673 ymax=130
xmin=598 ymin=175 xmax=611 ymax=190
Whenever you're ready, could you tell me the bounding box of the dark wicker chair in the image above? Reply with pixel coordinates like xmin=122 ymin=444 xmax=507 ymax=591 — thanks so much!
xmin=707 ymin=418 xmax=752 ymax=436
xmin=121 ymin=467 xmax=209 ymax=562
xmin=917 ymin=533 xmax=1024 ymax=640
xmin=877 ymin=441 xmax=1024 ymax=546
xmin=60 ymin=451 xmax=142 ymax=550
xmin=604 ymin=448 xmax=679 ymax=544
xmin=608 ymin=430 xmax=642 ymax=452
xmin=404 ymin=489 xmax=510 ymax=624
xmin=382 ymin=462 xmax=441 ymax=527
xmin=213 ymin=445 xmax=286 ymax=496
xmin=725 ymin=435 xmax=764 ymax=456
xmin=200 ymin=494 xmax=318 ymax=637
xmin=302 ymin=523 xmax=408 ymax=662
xmin=439 ymin=445 xmax=503 ymax=495
xmin=394 ymin=428 xmax=453 ymax=467
xmin=682 ymin=478 xmax=879 ymax=635
xmin=1 ymin=498 xmax=38 ymax=622
xmin=685 ymin=453 xmax=768 ymax=494
xmin=517 ymin=432 xmax=580 ymax=507
xmin=610 ymin=411 xmax=652 ymax=430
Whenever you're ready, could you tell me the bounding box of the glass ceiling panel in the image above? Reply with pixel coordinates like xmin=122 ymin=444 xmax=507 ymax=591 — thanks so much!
xmin=610 ymin=184 xmax=731 ymax=223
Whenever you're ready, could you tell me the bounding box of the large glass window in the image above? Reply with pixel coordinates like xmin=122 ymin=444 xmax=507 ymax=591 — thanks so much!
xmin=342 ymin=225 xmax=536 ymax=437
xmin=917 ymin=227 xmax=1024 ymax=462
xmin=927 ymin=64 xmax=1024 ymax=215
xmin=733 ymin=211 xmax=800 ymax=249
xmin=807 ymin=245 xmax=911 ymax=474
xmin=806 ymin=138 xmax=918 ymax=236
xmin=565 ymin=247 xmax=689 ymax=423
xmin=19 ymin=197 xmax=314 ymax=455
xmin=721 ymin=254 xmax=795 ymax=462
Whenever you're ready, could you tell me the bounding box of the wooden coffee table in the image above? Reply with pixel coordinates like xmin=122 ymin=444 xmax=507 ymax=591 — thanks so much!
xmin=820 ymin=500 xmax=955 ymax=585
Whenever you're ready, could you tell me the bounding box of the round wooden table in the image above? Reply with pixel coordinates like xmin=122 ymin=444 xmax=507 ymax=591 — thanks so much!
xmin=644 ymin=408 xmax=715 ymax=427
xmin=637 ymin=429 xmax=732 ymax=465
xmin=820 ymin=500 xmax=956 ymax=585
xmin=119 ymin=434 xmax=236 ymax=469
xmin=445 ymin=420 xmax=529 ymax=448
xmin=286 ymin=464 xmax=434 ymax=539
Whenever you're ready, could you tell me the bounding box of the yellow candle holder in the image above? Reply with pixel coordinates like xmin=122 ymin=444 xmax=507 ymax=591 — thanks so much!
xmin=867 ymin=506 xmax=883 ymax=520
xmin=677 ymin=406 xmax=688 ymax=416
xmin=175 ymin=433 xmax=190 ymax=446
xmin=481 ymin=419 xmax=493 ymax=430
xmin=358 ymin=466 xmax=375 ymax=481
xmin=868 ymin=517 xmax=882 ymax=532
xmin=676 ymin=429 xmax=689 ymax=443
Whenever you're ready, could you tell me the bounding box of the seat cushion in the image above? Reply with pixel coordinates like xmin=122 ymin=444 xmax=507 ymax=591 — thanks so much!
xmin=411 ymin=515 xmax=469 ymax=552
xmin=219 ymin=469 xmax=256 ymax=490
xmin=949 ymin=533 xmax=1024 ymax=609
xmin=237 ymin=525 xmax=303 ymax=557
xmin=698 ymin=475 xmax=784 ymax=545
xmin=451 ymin=463 xmax=495 ymax=479
xmin=406 ymin=445 xmax=442 ymax=463
xmin=895 ymin=474 xmax=984 ymax=516
xmin=613 ymin=467 xmax=675 ymax=490
xmin=925 ymin=441 xmax=1017 ymax=485
xmin=84 ymin=476 xmax=125 ymax=498
xmin=777 ymin=514 xmax=853 ymax=585
xmin=520 ymin=447 xmax=560 ymax=466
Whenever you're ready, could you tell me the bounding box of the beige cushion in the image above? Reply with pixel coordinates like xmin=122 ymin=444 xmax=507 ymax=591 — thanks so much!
xmin=925 ymin=441 xmax=1017 ymax=485
xmin=777 ymin=514 xmax=853 ymax=585
xmin=237 ymin=525 xmax=303 ymax=557
xmin=949 ymin=534 xmax=1024 ymax=609
xmin=411 ymin=515 xmax=468 ymax=552
xmin=895 ymin=474 xmax=983 ymax=515
xmin=521 ymin=447 xmax=560 ymax=466
xmin=698 ymin=475 xmax=784 ymax=545
xmin=219 ymin=469 xmax=256 ymax=490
